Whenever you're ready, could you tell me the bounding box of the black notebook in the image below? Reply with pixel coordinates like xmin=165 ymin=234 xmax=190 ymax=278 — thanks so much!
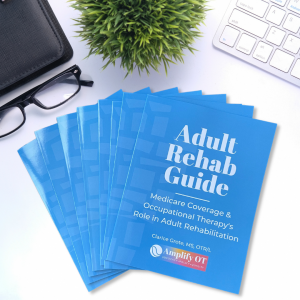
xmin=0 ymin=0 xmax=73 ymax=97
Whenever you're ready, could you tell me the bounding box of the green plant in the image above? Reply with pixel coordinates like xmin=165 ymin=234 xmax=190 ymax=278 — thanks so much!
xmin=70 ymin=0 xmax=208 ymax=77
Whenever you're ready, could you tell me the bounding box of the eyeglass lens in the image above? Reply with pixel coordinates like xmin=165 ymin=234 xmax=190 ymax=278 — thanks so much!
xmin=35 ymin=72 xmax=79 ymax=108
xmin=0 ymin=106 xmax=24 ymax=137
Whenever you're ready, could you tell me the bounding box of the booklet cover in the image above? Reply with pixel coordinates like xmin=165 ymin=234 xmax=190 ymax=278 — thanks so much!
xmin=107 ymin=95 xmax=276 ymax=293
xmin=108 ymin=101 xmax=122 ymax=207
xmin=98 ymin=88 xmax=161 ymax=265
xmin=18 ymin=140 xmax=124 ymax=292
xmin=35 ymin=124 xmax=122 ymax=278
xmin=57 ymin=113 xmax=114 ymax=277
xmin=55 ymin=90 xmax=125 ymax=274
xmin=98 ymin=100 xmax=121 ymax=265
xmin=104 ymin=95 xmax=253 ymax=270
xmin=77 ymin=104 xmax=103 ymax=271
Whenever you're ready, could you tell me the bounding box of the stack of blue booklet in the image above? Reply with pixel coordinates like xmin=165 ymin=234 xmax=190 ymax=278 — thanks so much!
xmin=18 ymin=87 xmax=277 ymax=294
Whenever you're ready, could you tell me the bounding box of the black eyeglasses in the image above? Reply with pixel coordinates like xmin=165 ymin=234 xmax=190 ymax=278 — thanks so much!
xmin=0 ymin=65 xmax=93 ymax=138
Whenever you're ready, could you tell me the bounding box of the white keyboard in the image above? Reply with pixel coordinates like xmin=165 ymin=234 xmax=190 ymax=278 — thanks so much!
xmin=213 ymin=0 xmax=300 ymax=87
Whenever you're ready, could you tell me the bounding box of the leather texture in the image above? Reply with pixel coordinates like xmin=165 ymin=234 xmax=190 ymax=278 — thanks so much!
xmin=0 ymin=0 xmax=73 ymax=98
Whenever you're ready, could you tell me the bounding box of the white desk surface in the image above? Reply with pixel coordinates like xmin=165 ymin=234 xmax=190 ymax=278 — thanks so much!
xmin=0 ymin=1 xmax=299 ymax=299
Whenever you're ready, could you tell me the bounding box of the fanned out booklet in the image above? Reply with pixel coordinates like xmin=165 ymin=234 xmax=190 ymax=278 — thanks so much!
xmin=18 ymin=87 xmax=277 ymax=294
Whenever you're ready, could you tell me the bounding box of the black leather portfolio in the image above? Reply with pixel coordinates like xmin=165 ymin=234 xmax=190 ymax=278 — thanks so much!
xmin=0 ymin=0 xmax=73 ymax=97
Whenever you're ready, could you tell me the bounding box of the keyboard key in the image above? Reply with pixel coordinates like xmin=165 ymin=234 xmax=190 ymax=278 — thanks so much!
xmin=283 ymin=34 xmax=300 ymax=53
xmin=229 ymin=9 xmax=269 ymax=38
xmin=253 ymin=42 xmax=273 ymax=62
xmin=266 ymin=27 xmax=286 ymax=45
xmin=283 ymin=14 xmax=300 ymax=33
xmin=270 ymin=0 xmax=287 ymax=6
xmin=291 ymin=59 xmax=300 ymax=79
xmin=288 ymin=0 xmax=300 ymax=15
xmin=266 ymin=6 xmax=286 ymax=25
xmin=270 ymin=49 xmax=294 ymax=72
xmin=220 ymin=26 xmax=240 ymax=47
xmin=236 ymin=34 xmax=257 ymax=54
xmin=237 ymin=0 xmax=269 ymax=18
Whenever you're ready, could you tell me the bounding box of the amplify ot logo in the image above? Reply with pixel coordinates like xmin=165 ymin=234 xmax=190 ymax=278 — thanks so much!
xmin=150 ymin=245 xmax=209 ymax=271
xmin=150 ymin=245 xmax=163 ymax=257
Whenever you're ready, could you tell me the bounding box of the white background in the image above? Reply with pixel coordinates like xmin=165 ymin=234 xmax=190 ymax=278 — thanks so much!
xmin=0 ymin=0 xmax=299 ymax=299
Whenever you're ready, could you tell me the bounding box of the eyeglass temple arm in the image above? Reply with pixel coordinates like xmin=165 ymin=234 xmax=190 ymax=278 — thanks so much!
xmin=0 ymin=79 xmax=94 ymax=110
xmin=80 ymin=80 xmax=94 ymax=87
xmin=62 ymin=79 xmax=94 ymax=87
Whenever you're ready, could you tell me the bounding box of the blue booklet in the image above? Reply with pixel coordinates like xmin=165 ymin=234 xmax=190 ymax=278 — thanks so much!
xmin=106 ymin=95 xmax=276 ymax=293
xmin=98 ymin=99 xmax=116 ymax=265
xmin=57 ymin=88 xmax=126 ymax=276
xmin=108 ymin=101 xmax=122 ymax=212
xmin=35 ymin=124 xmax=122 ymax=277
xmin=57 ymin=113 xmax=116 ymax=277
xmin=18 ymin=140 xmax=124 ymax=292
xmin=97 ymin=88 xmax=159 ymax=266
xmin=104 ymin=93 xmax=229 ymax=269
xmin=77 ymin=104 xmax=103 ymax=271
xmin=104 ymin=95 xmax=253 ymax=270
